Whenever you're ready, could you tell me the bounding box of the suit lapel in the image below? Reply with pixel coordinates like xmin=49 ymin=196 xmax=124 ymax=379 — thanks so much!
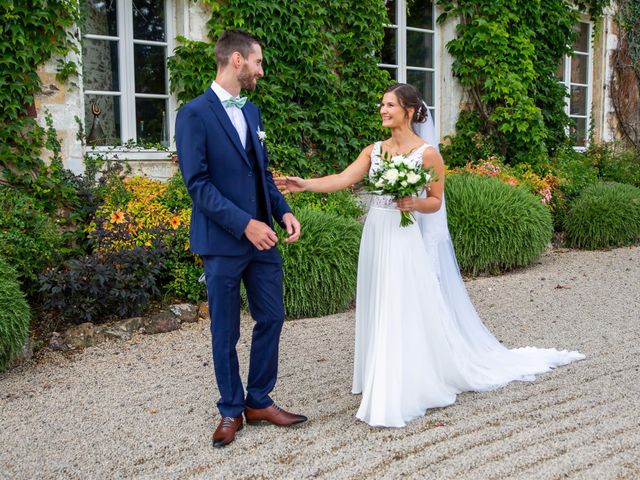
xmin=205 ymin=88 xmax=251 ymax=167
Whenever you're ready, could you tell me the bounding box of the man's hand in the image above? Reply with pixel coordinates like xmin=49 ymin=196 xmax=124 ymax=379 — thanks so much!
xmin=282 ymin=212 xmax=301 ymax=244
xmin=244 ymin=219 xmax=278 ymax=250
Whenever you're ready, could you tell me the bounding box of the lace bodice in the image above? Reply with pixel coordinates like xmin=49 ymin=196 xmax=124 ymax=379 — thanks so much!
xmin=368 ymin=141 xmax=430 ymax=209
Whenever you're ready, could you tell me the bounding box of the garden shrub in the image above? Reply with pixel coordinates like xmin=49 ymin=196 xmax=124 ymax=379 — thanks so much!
xmin=39 ymin=224 xmax=166 ymax=324
xmin=564 ymin=182 xmax=640 ymax=249
xmin=445 ymin=174 xmax=553 ymax=276
xmin=0 ymin=257 xmax=31 ymax=371
xmin=589 ymin=143 xmax=640 ymax=188
xmin=274 ymin=207 xmax=362 ymax=318
xmin=284 ymin=189 xmax=364 ymax=221
xmin=0 ymin=187 xmax=63 ymax=290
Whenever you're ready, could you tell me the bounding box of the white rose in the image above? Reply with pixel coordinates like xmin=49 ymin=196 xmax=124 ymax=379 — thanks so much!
xmin=400 ymin=180 xmax=408 ymax=187
xmin=406 ymin=172 xmax=421 ymax=184
xmin=391 ymin=155 xmax=404 ymax=166
xmin=402 ymin=157 xmax=414 ymax=167
xmin=383 ymin=168 xmax=399 ymax=183
xmin=375 ymin=179 xmax=385 ymax=188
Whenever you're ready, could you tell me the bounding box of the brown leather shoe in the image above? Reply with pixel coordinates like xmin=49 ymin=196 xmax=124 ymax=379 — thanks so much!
xmin=244 ymin=404 xmax=308 ymax=427
xmin=212 ymin=416 xmax=243 ymax=448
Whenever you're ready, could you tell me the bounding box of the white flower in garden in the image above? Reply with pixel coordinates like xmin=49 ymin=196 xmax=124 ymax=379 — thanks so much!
xmin=383 ymin=168 xmax=399 ymax=183
xmin=406 ymin=172 xmax=421 ymax=184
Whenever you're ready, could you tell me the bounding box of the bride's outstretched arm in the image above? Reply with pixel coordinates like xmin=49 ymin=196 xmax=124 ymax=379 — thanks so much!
xmin=275 ymin=145 xmax=373 ymax=194
xmin=396 ymin=146 xmax=446 ymax=214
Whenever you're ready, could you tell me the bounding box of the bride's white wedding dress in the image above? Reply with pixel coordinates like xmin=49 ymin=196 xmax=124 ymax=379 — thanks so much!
xmin=352 ymin=141 xmax=585 ymax=427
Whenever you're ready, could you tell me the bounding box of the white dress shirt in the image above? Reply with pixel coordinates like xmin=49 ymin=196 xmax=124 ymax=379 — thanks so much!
xmin=210 ymin=80 xmax=248 ymax=148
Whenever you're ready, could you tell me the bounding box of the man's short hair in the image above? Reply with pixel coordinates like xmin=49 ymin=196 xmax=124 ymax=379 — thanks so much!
xmin=214 ymin=29 xmax=261 ymax=68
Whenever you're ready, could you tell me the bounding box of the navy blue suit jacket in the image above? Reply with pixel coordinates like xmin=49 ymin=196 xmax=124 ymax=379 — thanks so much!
xmin=175 ymin=88 xmax=291 ymax=256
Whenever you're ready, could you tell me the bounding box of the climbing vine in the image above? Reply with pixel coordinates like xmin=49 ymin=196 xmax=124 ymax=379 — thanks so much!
xmin=611 ymin=0 xmax=640 ymax=154
xmin=0 ymin=0 xmax=79 ymax=187
xmin=168 ymin=0 xmax=389 ymax=176
xmin=436 ymin=0 xmax=610 ymax=168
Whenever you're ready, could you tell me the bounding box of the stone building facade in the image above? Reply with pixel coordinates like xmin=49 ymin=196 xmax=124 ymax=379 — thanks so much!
xmin=35 ymin=1 xmax=622 ymax=179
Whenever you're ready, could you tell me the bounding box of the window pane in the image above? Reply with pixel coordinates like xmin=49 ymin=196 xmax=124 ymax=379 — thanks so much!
xmin=429 ymin=108 xmax=436 ymax=124
xmin=573 ymin=22 xmax=589 ymax=53
xmin=570 ymin=86 xmax=587 ymax=116
xmin=385 ymin=0 xmax=396 ymax=24
xmin=406 ymin=31 xmax=433 ymax=69
xmin=132 ymin=0 xmax=166 ymax=42
xmin=556 ymin=57 xmax=565 ymax=80
xmin=407 ymin=69 xmax=434 ymax=106
xmin=82 ymin=0 xmax=118 ymax=36
xmin=84 ymin=95 xmax=121 ymax=146
xmin=407 ymin=0 xmax=433 ymax=30
xmin=134 ymin=44 xmax=167 ymax=94
xmin=570 ymin=117 xmax=587 ymax=146
xmin=136 ymin=98 xmax=168 ymax=145
xmin=571 ymin=53 xmax=588 ymax=84
xmin=83 ymin=39 xmax=120 ymax=92
xmin=381 ymin=28 xmax=397 ymax=65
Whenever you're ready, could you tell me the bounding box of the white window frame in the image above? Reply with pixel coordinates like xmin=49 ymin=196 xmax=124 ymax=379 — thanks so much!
xmin=379 ymin=0 xmax=439 ymax=138
xmin=559 ymin=18 xmax=593 ymax=151
xmin=82 ymin=0 xmax=176 ymax=158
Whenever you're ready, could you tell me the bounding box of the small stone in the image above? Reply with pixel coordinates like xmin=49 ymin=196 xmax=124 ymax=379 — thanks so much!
xmin=197 ymin=302 xmax=209 ymax=321
xmin=63 ymin=322 xmax=97 ymax=349
xmin=169 ymin=304 xmax=199 ymax=323
xmin=143 ymin=312 xmax=180 ymax=335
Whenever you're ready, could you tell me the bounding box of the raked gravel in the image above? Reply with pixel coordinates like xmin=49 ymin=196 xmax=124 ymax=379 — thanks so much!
xmin=1 ymin=247 xmax=639 ymax=480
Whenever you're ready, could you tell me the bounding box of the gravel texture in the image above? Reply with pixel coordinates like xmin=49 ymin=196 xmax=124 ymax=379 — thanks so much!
xmin=1 ymin=247 xmax=639 ymax=479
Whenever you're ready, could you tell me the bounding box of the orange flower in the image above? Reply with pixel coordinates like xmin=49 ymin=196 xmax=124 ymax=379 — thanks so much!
xmin=169 ymin=216 xmax=181 ymax=229
xmin=110 ymin=210 xmax=126 ymax=224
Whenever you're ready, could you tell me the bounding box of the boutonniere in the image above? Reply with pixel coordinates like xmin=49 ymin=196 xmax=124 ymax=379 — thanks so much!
xmin=256 ymin=128 xmax=266 ymax=145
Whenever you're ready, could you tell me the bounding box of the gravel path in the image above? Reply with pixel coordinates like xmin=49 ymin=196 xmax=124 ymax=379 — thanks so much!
xmin=1 ymin=247 xmax=639 ymax=479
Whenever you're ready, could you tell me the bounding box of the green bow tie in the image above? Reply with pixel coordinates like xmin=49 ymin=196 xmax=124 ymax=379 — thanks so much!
xmin=223 ymin=96 xmax=247 ymax=108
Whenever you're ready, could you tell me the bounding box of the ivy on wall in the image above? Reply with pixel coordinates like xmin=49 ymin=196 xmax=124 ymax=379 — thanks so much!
xmin=0 ymin=0 xmax=79 ymax=187
xmin=436 ymin=0 xmax=609 ymax=168
xmin=168 ymin=0 xmax=389 ymax=176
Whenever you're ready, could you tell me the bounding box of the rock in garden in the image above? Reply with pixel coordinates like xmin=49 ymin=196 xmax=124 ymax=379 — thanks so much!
xmin=143 ymin=312 xmax=181 ymax=335
xmin=198 ymin=302 xmax=209 ymax=321
xmin=63 ymin=322 xmax=97 ymax=349
xmin=169 ymin=304 xmax=199 ymax=323
xmin=48 ymin=332 xmax=68 ymax=351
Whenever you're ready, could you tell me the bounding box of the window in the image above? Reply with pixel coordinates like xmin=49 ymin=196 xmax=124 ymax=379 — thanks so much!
xmin=557 ymin=21 xmax=592 ymax=148
xmin=380 ymin=0 xmax=437 ymax=122
xmin=81 ymin=0 xmax=173 ymax=148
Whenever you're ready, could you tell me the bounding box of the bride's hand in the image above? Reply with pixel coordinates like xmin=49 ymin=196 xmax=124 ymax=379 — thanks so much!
xmin=274 ymin=176 xmax=307 ymax=194
xmin=395 ymin=196 xmax=418 ymax=212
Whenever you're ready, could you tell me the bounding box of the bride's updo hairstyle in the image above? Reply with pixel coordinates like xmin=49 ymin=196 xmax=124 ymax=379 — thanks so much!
xmin=384 ymin=83 xmax=428 ymax=124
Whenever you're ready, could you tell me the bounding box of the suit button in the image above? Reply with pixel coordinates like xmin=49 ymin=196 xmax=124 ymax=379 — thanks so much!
xmin=248 ymin=171 xmax=253 ymax=177
xmin=251 ymin=197 xmax=256 ymax=203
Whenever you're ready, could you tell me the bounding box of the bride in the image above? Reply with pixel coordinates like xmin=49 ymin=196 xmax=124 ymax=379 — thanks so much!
xmin=276 ymin=83 xmax=585 ymax=427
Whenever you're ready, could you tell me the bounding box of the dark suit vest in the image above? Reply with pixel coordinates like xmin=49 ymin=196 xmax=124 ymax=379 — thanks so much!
xmin=245 ymin=129 xmax=268 ymax=224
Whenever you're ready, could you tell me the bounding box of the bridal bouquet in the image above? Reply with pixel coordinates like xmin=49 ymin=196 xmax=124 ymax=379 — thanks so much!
xmin=365 ymin=150 xmax=434 ymax=227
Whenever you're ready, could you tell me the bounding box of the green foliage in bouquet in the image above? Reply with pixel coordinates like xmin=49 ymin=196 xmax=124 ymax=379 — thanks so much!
xmin=275 ymin=208 xmax=362 ymax=318
xmin=445 ymin=174 xmax=553 ymax=275
xmin=0 ymin=187 xmax=63 ymax=291
xmin=0 ymin=257 xmax=31 ymax=371
xmin=564 ymin=182 xmax=640 ymax=249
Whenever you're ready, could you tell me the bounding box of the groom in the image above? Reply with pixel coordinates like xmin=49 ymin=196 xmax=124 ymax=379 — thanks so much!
xmin=175 ymin=29 xmax=307 ymax=448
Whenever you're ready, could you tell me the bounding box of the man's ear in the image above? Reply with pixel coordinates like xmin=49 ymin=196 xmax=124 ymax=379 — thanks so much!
xmin=231 ymin=51 xmax=243 ymax=68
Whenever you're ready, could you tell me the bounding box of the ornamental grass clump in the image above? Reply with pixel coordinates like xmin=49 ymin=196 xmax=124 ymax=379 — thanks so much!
xmin=0 ymin=257 xmax=31 ymax=371
xmin=564 ymin=182 xmax=640 ymax=249
xmin=275 ymin=207 xmax=362 ymax=318
xmin=445 ymin=174 xmax=553 ymax=276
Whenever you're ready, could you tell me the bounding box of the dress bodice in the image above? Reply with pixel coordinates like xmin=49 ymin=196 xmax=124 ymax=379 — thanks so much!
xmin=368 ymin=141 xmax=430 ymax=209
